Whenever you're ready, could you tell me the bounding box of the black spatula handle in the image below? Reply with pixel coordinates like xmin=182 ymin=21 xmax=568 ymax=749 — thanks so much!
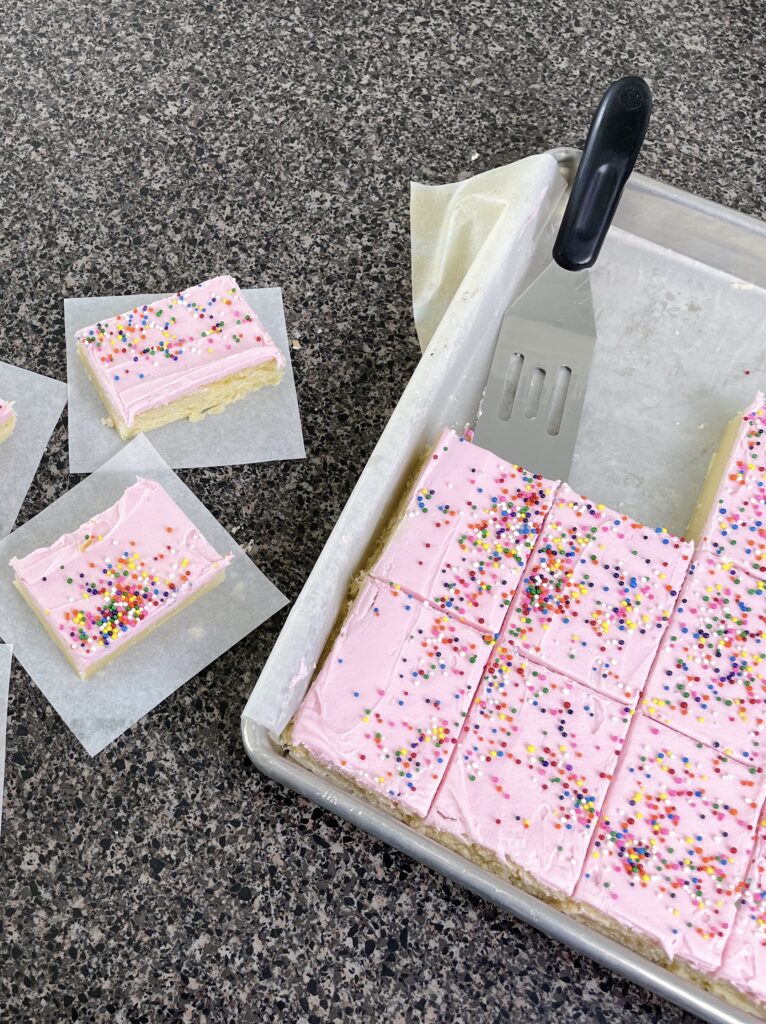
xmin=553 ymin=76 xmax=652 ymax=272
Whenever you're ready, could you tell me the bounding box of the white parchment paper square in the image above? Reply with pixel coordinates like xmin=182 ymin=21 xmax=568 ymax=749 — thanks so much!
xmin=0 ymin=645 xmax=11 ymax=835
xmin=65 ymin=286 xmax=305 ymax=473
xmin=0 ymin=435 xmax=287 ymax=756
xmin=0 ymin=362 xmax=67 ymax=537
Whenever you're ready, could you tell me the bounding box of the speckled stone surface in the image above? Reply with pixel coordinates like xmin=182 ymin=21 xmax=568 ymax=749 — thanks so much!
xmin=0 ymin=2 xmax=764 ymax=1022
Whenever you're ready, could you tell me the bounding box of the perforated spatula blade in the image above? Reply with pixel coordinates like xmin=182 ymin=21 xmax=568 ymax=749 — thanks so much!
xmin=474 ymin=76 xmax=652 ymax=478
xmin=476 ymin=260 xmax=596 ymax=480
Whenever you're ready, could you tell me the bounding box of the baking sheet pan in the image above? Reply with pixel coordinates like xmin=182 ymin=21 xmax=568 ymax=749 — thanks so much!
xmin=243 ymin=149 xmax=766 ymax=1024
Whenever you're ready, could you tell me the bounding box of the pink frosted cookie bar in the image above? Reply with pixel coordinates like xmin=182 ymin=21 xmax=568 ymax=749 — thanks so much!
xmin=291 ymin=577 xmax=492 ymax=818
xmin=642 ymin=553 xmax=766 ymax=767
xmin=76 ymin=275 xmax=285 ymax=440
xmin=0 ymin=399 xmax=16 ymax=445
xmin=716 ymin=806 xmax=766 ymax=1004
xmin=10 ymin=478 xmax=233 ymax=678
xmin=575 ymin=715 xmax=763 ymax=974
xmin=371 ymin=429 xmax=557 ymax=636
xmin=426 ymin=646 xmax=632 ymax=896
xmin=503 ymin=483 xmax=693 ymax=705
xmin=693 ymin=394 xmax=766 ymax=578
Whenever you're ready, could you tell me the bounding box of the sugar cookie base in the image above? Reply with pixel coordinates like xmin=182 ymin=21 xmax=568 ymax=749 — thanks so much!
xmin=77 ymin=344 xmax=283 ymax=441
xmin=0 ymin=412 xmax=17 ymax=446
xmin=14 ymin=570 xmax=226 ymax=679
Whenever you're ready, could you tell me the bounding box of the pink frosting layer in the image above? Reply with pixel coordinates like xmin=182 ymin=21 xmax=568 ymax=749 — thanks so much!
xmin=503 ymin=483 xmax=693 ymax=706
xmin=575 ymin=715 xmax=762 ymax=973
xmin=700 ymin=393 xmax=766 ymax=579
xmin=77 ymin=275 xmax=285 ymax=427
xmin=426 ymin=647 xmax=631 ymax=896
xmin=0 ymin=399 xmax=15 ymax=425
xmin=291 ymin=577 xmax=492 ymax=818
xmin=10 ymin=478 xmax=232 ymax=675
xmin=717 ymin=805 xmax=766 ymax=1002
xmin=371 ymin=428 xmax=557 ymax=636
xmin=642 ymin=552 xmax=766 ymax=767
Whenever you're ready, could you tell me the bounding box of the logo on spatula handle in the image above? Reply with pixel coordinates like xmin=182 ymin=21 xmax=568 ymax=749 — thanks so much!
xmin=619 ymin=85 xmax=644 ymax=110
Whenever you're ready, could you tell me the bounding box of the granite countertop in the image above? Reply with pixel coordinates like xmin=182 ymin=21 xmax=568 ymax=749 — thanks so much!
xmin=1 ymin=2 xmax=763 ymax=1021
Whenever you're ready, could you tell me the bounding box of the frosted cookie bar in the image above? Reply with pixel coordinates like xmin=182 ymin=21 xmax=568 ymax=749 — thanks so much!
xmin=291 ymin=576 xmax=493 ymax=818
xmin=77 ymin=275 xmax=285 ymax=440
xmin=370 ymin=428 xmax=557 ymax=636
xmin=716 ymin=806 xmax=766 ymax=1008
xmin=575 ymin=714 xmax=762 ymax=978
xmin=10 ymin=478 xmax=232 ymax=678
xmin=0 ymin=400 xmax=16 ymax=445
xmin=642 ymin=551 xmax=766 ymax=768
xmin=426 ymin=647 xmax=632 ymax=899
xmin=503 ymin=483 xmax=693 ymax=706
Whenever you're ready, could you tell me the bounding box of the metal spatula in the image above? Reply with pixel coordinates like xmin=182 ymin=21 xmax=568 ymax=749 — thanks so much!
xmin=474 ymin=76 xmax=652 ymax=479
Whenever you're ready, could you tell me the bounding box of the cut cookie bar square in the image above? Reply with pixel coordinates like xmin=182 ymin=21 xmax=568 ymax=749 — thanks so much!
xmin=716 ymin=805 xmax=766 ymax=1006
xmin=290 ymin=576 xmax=493 ymax=818
xmin=0 ymin=400 xmax=16 ymax=445
xmin=371 ymin=429 xmax=557 ymax=636
xmin=426 ymin=646 xmax=632 ymax=897
xmin=575 ymin=714 xmax=763 ymax=974
xmin=642 ymin=552 xmax=766 ymax=767
xmin=10 ymin=478 xmax=233 ymax=678
xmin=503 ymin=483 xmax=693 ymax=705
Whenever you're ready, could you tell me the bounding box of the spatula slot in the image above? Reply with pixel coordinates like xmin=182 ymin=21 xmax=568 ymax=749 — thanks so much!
xmin=498 ymin=352 xmax=525 ymax=422
xmin=524 ymin=366 xmax=546 ymax=420
xmin=546 ymin=365 xmax=572 ymax=436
